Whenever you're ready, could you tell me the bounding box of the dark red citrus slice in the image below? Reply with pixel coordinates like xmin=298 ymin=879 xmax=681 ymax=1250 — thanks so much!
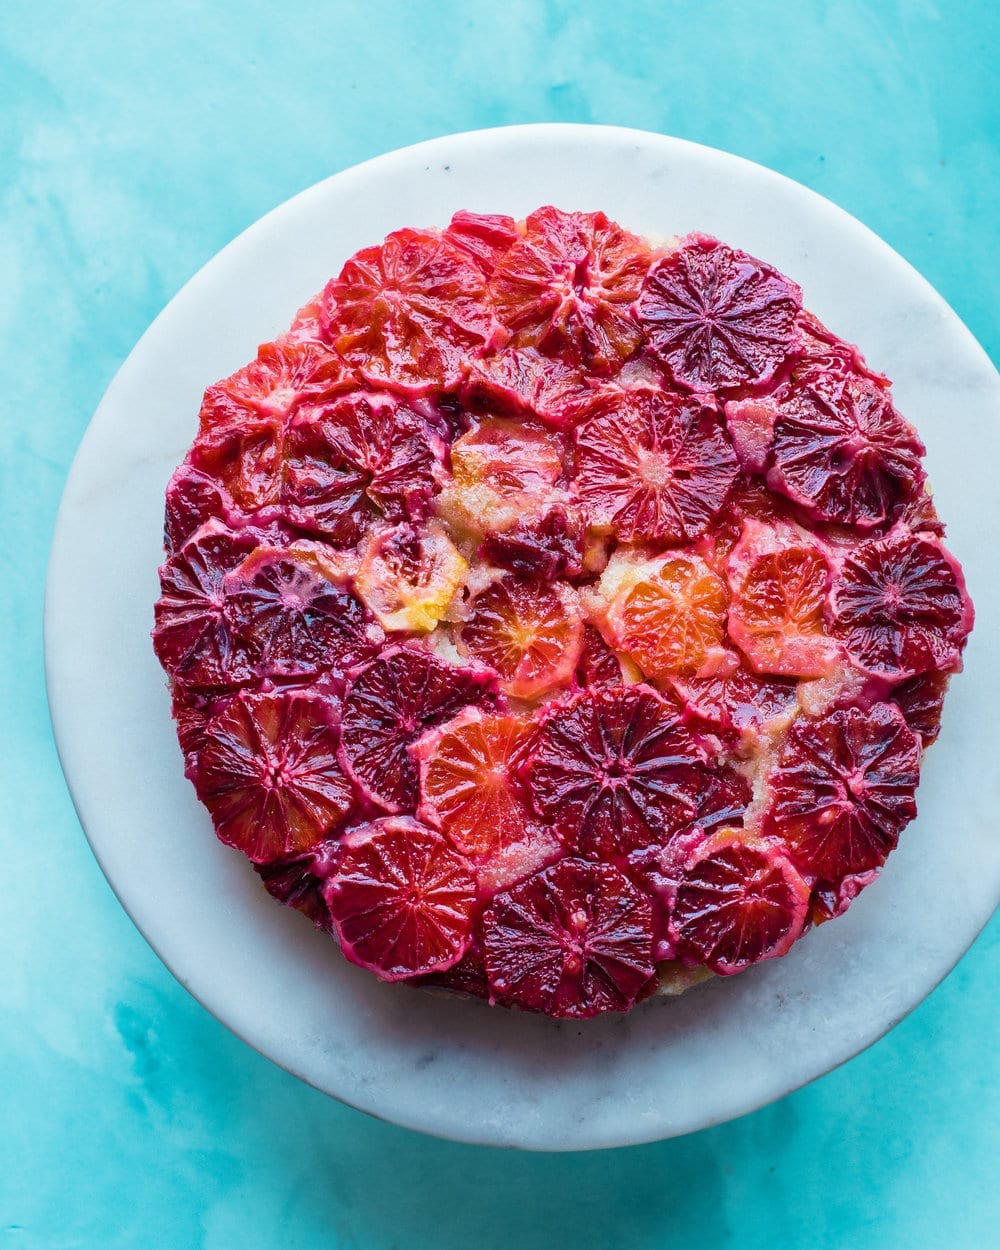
xmin=355 ymin=523 xmax=468 ymax=633
xmin=198 ymin=338 xmax=355 ymax=433
xmin=668 ymin=831 xmax=810 ymax=975
xmin=171 ymin=685 xmax=226 ymax=771
xmin=462 ymin=346 xmax=591 ymax=430
xmin=164 ymin=464 xmax=232 ymax=553
xmin=808 ymin=869 xmax=880 ymax=927
xmin=282 ymin=392 xmax=443 ymax=544
xmin=637 ymin=234 xmax=801 ymax=390
xmin=409 ymin=943 xmax=491 ymax=999
xmin=765 ymin=702 xmax=921 ymax=877
xmin=890 ymin=670 xmax=948 ymax=746
xmin=576 ymin=624 xmax=631 ymax=688
xmin=671 ymin=655 xmax=798 ymax=734
xmin=830 ymin=529 xmax=972 ymax=678
xmin=193 ymin=689 xmax=353 ymax=863
xmin=416 ymin=708 xmax=536 ymax=856
xmin=458 ymin=575 xmax=583 ymax=700
xmin=766 ymin=373 xmax=925 ymax=528
xmin=488 ymin=206 xmax=651 ymax=371
xmin=152 ymin=523 xmax=260 ymax=690
xmin=319 ymin=228 xmax=496 ymax=393
xmin=482 ymin=857 xmax=655 ymax=1018
xmin=524 ymin=684 xmax=706 ymax=856
xmin=324 ymin=817 xmax=476 ymax=980
xmin=727 ymin=524 xmax=838 ymax=677
xmin=443 ymin=210 xmax=519 ymax=276
xmin=787 ymin=310 xmax=889 ymax=390
xmin=225 ymin=545 xmax=381 ymax=678
xmin=574 ymin=389 xmax=738 ymax=543
xmin=255 ymin=837 xmax=341 ymax=929
xmin=602 ymin=553 xmax=729 ymax=679
xmin=478 ymin=506 xmax=585 ymax=581
xmin=339 ymin=647 xmax=499 ymax=813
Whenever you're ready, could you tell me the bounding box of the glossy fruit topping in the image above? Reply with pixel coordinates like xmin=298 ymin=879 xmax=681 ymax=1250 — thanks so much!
xmin=156 ymin=208 xmax=972 ymax=1017
xmin=489 ymin=206 xmax=650 ymax=371
xmin=830 ymin=529 xmax=972 ymax=677
xmin=193 ymin=689 xmax=353 ymax=862
xmin=324 ymin=817 xmax=476 ymax=979
xmin=482 ymin=857 xmax=655 ymax=1017
xmin=637 ymin=235 xmax=801 ymax=391
xmin=458 ymin=576 xmax=583 ymax=700
xmin=574 ymin=389 xmax=738 ymax=544
xmin=668 ymin=831 xmax=810 ymax=974
xmin=339 ymin=647 xmax=498 ymax=812
xmin=524 ymin=684 xmax=706 ymax=856
xmin=416 ymin=709 xmax=536 ymax=856
xmin=765 ymin=703 xmax=921 ymax=877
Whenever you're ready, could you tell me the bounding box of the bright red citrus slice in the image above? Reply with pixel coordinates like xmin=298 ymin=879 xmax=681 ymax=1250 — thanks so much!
xmin=355 ymin=523 xmax=468 ymax=633
xmin=637 ymin=234 xmax=802 ymax=390
xmin=282 ymin=392 xmax=443 ymax=544
xmin=198 ymin=338 xmax=355 ymax=433
xmin=830 ymin=529 xmax=973 ymax=677
xmin=574 ymin=389 xmax=738 ymax=543
xmin=727 ymin=526 xmax=838 ymax=677
xmin=416 ymin=709 xmax=536 ymax=856
xmin=339 ymin=647 xmax=499 ymax=812
xmin=324 ymin=817 xmax=476 ymax=980
xmin=488 ymin=206 xmax=651 ymax=371
xmin=766 ymin=373 xmax=925 ymax=527
xmin=462 ymin=346 xmax=590 ymax=430
xmin=668 ymin=830 xmax=810 ymax=975
xmin=190 ymin=418 xmax=285 ymax=512
xmin=765 ymin=702 xmax=921 ymax=877
xmin=225 ymin=546 xmax=381 ymax=678
xmin=603 ymin=553 xmax=729 ymax=679
xmin=153 ymin=524 xmax=260 ymax=690
xmin=319 ymin=228 xmax=496 ymax=393
xmin=458 ymin=576 xmax=583 ymax=700
xmin=443 ymin=210 xmax=519 ymax=276
xmin=524 ymin=684 xmax=706 ymax=856
xmin=193 ymin=689 xmax=353 ymax=862
xmin=482 ymin=857 xmax=655 ymax=1018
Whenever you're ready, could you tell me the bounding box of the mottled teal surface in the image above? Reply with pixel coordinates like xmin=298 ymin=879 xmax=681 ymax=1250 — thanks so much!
xmin=2 ymin=1 xmax=998 ymax=1245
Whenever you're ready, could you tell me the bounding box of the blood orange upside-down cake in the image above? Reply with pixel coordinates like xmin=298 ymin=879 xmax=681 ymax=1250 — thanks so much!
xmin=152 ymin=207 xmax=973 ymax=1019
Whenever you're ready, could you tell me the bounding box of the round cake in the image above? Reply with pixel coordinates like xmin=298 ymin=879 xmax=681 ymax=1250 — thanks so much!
xmin=152 ymin=206 xmax=974 ymax=1019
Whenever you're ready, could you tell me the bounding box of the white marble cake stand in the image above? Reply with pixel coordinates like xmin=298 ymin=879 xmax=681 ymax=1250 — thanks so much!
xmin=46 ymin=124 xmax=1000 ymax=1150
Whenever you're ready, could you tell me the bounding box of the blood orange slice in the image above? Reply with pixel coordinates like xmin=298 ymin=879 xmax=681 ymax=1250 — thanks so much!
xmin=890 ymin=670 xmax=948 ymax=746
xmin=574 ymin=389 xmax=738 ymax=544
xmin=727 ymin=523 xmax=838 ymax=677
xmin=319 ymin=228 xmax=496 ymax=393
xmin=193 ymin=689 xmax=353 ymax=863
xmin=766 ymin=373 xmax=925 ymax=527
xmin=808 ymin=869 xmax=880 ymax=927
xmin=524 ymin=684 xmax=706 ymax=856
xmin=153 ymin=523 xmax=259 ymax=690
xmin=416 ymin=708 xmax=536 ymax=856
xmin=637 ymin=235 xmax=801 ymax=391
xmin=830 ymin=529 xmax=973 ymax=678
xmin=462 ymin=346 xmax=591 ymax=430
xmin=198 ymin=338 xmax=355 ymax=433
xmin=324 ymin=817 xmax=476 ymax=980
xmin=765 ymin=703 xmax=921 ymax=877
xmin=482 ymin=858 xmax=655 ymax=1018
xmin=164 ymin=464 xmax=232 ymax=553
xmin=787 ymin=311 xmax=889 ymax=390
xmin=443 ymin=210 xmax=519 ymax=276
xmin=602 ymin=553 xmax=729 ymax=680
xmin=225 ymin=545 xmax=381 ymax=678
xmin=282 ymin=392 xmax=443 ymax=544
xmin=488 ymin=206 xmax=651 ymax=371
xmin=458 ymin=576 xmax=583 ymax=700
xmin=478 ymin=506 xmax=585 ymax=581
xmin=576 ymin=624 xmax=632 ymax=688
xmin=339 ymin=647 xmax=499 ymax=813
xmin=356 ymin=523 xmax=468 ymax=633
xmin=668 ymin=831 xmax=810 ymax=975
xmin=671 ymin=654 xmax=798 ymax=734
xmin=190 ymin=418 xmax=285 ymax=513
xmin=256 ymin=837 xmax=341 ymax=929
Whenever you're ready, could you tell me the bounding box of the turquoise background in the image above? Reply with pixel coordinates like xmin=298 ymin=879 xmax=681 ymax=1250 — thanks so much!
xmin=2 ymin=1 xmax=998 ymax=1246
